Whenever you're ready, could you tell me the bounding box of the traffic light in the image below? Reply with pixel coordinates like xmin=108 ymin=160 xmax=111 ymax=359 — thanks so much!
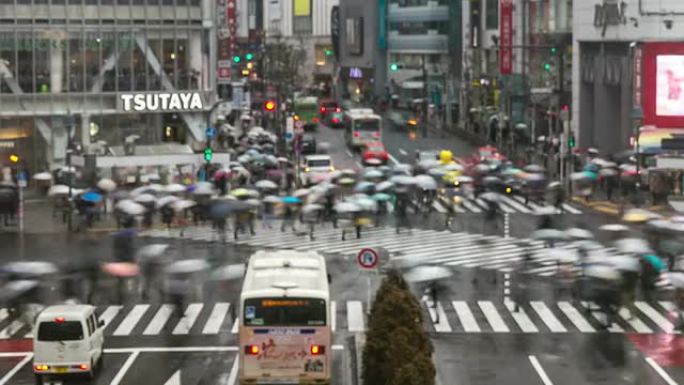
xmin=390 ymin=63 xmax=399 ymax=71
xmin=241 ymin=69 xmax=250 ymax=77
xmin=8 ymin=154 xmax=19 ymax=163
xmin=245 ymin=53 xmax=254 ymax=61
xmin=568 ymin=136 xmax=575 ymax=149
xmin=544 ymin=62 xmax=552 ymax=72
xmin=263 ymin=100 xmax=276 ymax=112
xmin=203 ymin=147 xmax=213 ymax=162
xmin=325 ymin=49 xmax=333 ymax=57
xmin=551 ymin=46 xmax=558 ymax=55
xmin=233 ymin=55 xmax=241 ymax=63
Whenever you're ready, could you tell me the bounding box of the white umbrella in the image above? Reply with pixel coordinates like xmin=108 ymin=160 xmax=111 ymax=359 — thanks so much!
xmin=48 ymin=184 xmax=70 ymax=196
xmin=390 ymin=175 xmax=416 ymax=185
xmin=671 ymin=216 xmax=684 ymax=224
xmin=97 ymin=178 xmax=117 ymax=192
xmin=193 ymin=182 xmax=215 ymax=195
xmin=599 ymin=224 xmax=629 ymax=232
xmin=392 ymin=164 xmax=412 ymax=175
xmin=294 ymin=188 xmax=310 ymax=198
xmin=32 ymin=172 xmax=52 ymax=181
xmin=134 ymin=193 xmax=156 ymax=204
xmin=363 ymin=169 xmax=384 ymax=180
xmin=131 ymin=185 xmax=157 ymax=197
xmin=171 ymin=199 xmax=196 ymax=212
xmin=615 ymin=238 xmax=653 ymax=255
xmin=136 ymin=244 xmax=170 ymax=261
xmin=3 ymin=261 xmax=58 ymax=276
xmin=156 ymin=195 xmax=179 ymax=208
xmin=255 ymin=180 xmax=278 ymax=190
xmin=428 ymin=167 xmax=447 ymax=178
xmin=60 ymin=166 xmax=76 ymax=173
xmin=263 ymin=195 xmax=282 ymax=204
xmin=456 ymin=175 xmax=474 ymax=184
xmin=666 ymin=272 xmax=684 ymax=288
xmin=376 ymin=181 xmax=394 ymax=192
xmin=115 ymin=199 xmax=146 ymax=215
xmin=303 ymin=203 xmax=324 ymax=214
xmin=610 ymin=255 xmax=640 ymax=272
xmin=335 ymin=201 xmax=361 ymax=213
xmin=534 ymin=206 xmax=557 ymax=216
xmin=570 ymin=172 xmax=589 ymax=181
xmin=443 ymin=163 xmax=464 ymax=172
xmin=479 ymin=192 xmax=499 ymax=202
xmin=165 ymin=184 xmax=187 ymax=194
xmin=352 ymin=196 xmax=378 ymax=212
xmin=538 ymin=248 xmax=579 ymax=263
xmin=404 ymin=266 xmax=453 ymax=283
xmin=418 ymin=159 xmax=441 ymax=170
xmin=414 ymin=175 xmax=437 ymax=190
xmin=565 ymin=228 xmax=594 ymax=240
xmin=531 ymin=229 xmax=568 ymax=241
xmin=165 ymin=259 xmax=210 ymax=275
xmin=209 ymin=264 xmax=246 ymax=281
xmin=584 ymin=264 xmax=620 ymax=281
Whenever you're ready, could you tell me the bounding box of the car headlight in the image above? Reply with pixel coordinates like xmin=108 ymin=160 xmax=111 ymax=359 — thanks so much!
xmin=304 ymin=167 xmax=310 ymax=172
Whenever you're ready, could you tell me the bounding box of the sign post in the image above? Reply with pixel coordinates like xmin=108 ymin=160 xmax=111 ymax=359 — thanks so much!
xmin=357 ymin=248 xmax=379 ymax=315
xmin=17 ymin=171 xmax=26 ymax=234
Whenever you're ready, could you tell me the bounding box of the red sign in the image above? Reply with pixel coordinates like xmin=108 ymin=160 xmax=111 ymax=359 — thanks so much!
xmin=499 ymin=0 xmax=513 ymax=75
xmin=642 ymin=42 xmax=684 ymax=128
xmin=357 ymin=248 xmax=379 ymax=269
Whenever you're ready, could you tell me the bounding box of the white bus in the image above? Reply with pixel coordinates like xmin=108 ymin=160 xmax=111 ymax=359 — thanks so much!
xmin=239 ymin=250 xmax=331 ymax=385
xmin=343 ymin=108 xmax=382 ymax=150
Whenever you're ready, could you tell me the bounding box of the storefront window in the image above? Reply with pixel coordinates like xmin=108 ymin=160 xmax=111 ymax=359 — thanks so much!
xmin=0 ymin=31 xmax=16 ymax=94
xmin=162 ymin=38 xmax=176 ymax=87
xmin=117 ymin=31 xmax=133 ymax=91
xmin=34 ymin=36 xmax=51 ymax=93
xmin=84 ymin=32 xmax=101 ymax=91
xmin=68 ymin=35 xmax=84 ymax=92
xmin=16 ymin=32 xmax=33 ymax=94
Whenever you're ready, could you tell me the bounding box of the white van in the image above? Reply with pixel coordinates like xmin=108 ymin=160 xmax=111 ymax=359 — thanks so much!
xmin=33 ymin=305 xmax=104 ymax=384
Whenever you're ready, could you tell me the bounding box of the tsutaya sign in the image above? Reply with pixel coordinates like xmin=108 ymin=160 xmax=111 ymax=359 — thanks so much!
xmin=119 ymin=92 xmax=204 ymax=112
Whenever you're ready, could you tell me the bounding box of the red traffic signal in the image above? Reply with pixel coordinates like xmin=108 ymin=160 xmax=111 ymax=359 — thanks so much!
xmin=264 ymin=100 xmax=276 ymax=112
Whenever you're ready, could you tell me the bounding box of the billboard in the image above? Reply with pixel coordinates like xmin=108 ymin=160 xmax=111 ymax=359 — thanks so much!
xmin=499 ymin=0 xmax=513 ymax=75
xmin=642 ymin=42 xmax=684 ymax=127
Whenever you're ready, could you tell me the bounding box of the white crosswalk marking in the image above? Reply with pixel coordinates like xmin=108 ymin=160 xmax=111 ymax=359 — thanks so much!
xmin=635 ymin=301 xmax=678 ymax=334
xmin=143 ymin=304 xmax=174 ymax=335
xmin=0 ymin=320 xmax=23 ymax=339
xmin=231 ymin=318 xmax=239 ymax=334
xmin=530 ymin=302 xmax=567 ymax=332
xmin=113 ymin=304 xmax=150 ymax=336
xmin=172 ymin=303 xmax=204 ymax=335
xmin=202 ymin=303 xmax=230 ymax=335
xmin=618 ymin=308 xmax=653 ymax=334
xmin=557 ymin=302 xmax=595 ymax=333
xmin=347 ymin=301 xmax=365 ymax=332
xmin=504 ymin=300 xmax=538 ymax=333
xmin=452 ymin=301 xmax=480 ymax=332
xmin=478 ymin=301 xmax=509 ymax=332
xmin=432 ymin=201 xmax=448 ymax=214
xmin=425 ymin=301 xmax=452 ymax=333
xmin=582 ymin=302 xmax=624 ymax=333
xmin=461 ymin=200 xmax=482 ymax=213
xmin=498 ymin=194 xmax=532 ymax=213
xmin=99 ymin=305 xmax=123 ymax=330
xmin=330 ymin=301 xmax=337 ymax=332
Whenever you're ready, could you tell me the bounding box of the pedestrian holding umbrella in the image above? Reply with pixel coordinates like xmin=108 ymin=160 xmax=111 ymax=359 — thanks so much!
xmin=280 ymin=196 xmax=301 ymax=233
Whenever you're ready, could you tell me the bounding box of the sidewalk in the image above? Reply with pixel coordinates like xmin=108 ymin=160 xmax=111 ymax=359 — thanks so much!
xmin=571 ymin=196 xmax=676 ymax=217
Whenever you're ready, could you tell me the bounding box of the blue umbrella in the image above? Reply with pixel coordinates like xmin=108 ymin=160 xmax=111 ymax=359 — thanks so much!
xmin=81 ymin=191 xmax=103 ymax=203
xmin=642 ymin=254 xmax=666 ymax=272
xmin=582 ymin=170 xmax=598 ymax=181
xmin=282 ymin=196 xmax=302 ymax=204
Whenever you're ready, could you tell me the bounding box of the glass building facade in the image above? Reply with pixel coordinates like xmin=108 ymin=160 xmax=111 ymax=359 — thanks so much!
xmin=0 ymin=0 xmax=216 ymax=168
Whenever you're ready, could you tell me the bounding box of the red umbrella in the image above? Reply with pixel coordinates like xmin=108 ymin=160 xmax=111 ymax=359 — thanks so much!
xmin=102 ymin=262 xmax=140 ymax=277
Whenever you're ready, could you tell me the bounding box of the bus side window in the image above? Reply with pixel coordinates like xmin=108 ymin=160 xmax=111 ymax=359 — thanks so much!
xmin=327 ymin=274 xmax=332 ymax=284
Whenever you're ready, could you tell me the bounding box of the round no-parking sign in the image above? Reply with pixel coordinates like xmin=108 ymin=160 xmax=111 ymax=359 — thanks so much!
xmin=357 ymin=248 xmax=379 ymax=269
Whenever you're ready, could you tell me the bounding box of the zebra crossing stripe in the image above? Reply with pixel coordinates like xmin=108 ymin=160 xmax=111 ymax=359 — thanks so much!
xmin=99 ymin=305 xmax=123 ymax=330
xmin=461 ymin=200 xmax=482 ymax=213
xmin=474 ymin=199 xmax=491 ymax=211
xmin=347 ymin=301 xmax=365 ymax=332
xmin=618 ymin=308 xmax=652 ymax=334
xmin=425 ymin=301 xmax=452 ymax=333
xmin=0 ymin=309 xmax=8 ymax=325
xmin=582 ymin=302 xmax=624 ymax=333
xmin=231 ymin=318 xmax=239 ymax=334
xmin=452 ymin=301 xmax=480 ymax=332
xmin=432 ymin=201 xmax=448 ymax=214
xmin=0 ymin=321 xmax=24 ymax=339
xmin=562 ymin=204 xmax=581 ymax=214
xmin=113 ymin=304 xmax=150 ymax=336
xmin=478 ymin=301 xmax=509 ymax=332
xmin=504 ymin=300 xmax=539 ymax=333
xmin=143 ymin=305 xmax=174 ymax=335
xmin=495 ymin=200 xmax=516 ymax=214
xmin=498 ymin=194 xmax=532 ymax=213
xmin=391 ymin=233 xmax=476 ymax=255
xmin=172 ymin=303 xmax=204 ymax=335
xmin=635 ymin=301 xmax=678 ymax=334
xmin=330 ymin=301 xmax=337 ymax=332
xmin=557 ymin=302 xmax=595 ymax=333
xmin=530 ymin=302 xmax=567 ymax=333
xmin=202 ymin=303 xmax=230 ymax=335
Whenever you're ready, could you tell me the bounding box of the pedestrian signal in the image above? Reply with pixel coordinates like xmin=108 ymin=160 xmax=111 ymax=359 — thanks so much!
xmin=203 ymin=147 xmax=213 ymax=162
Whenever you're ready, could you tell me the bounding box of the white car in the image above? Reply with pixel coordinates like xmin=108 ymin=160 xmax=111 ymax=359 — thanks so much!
xmin=33 ymin=305 xmax=104 ymax=384
xmin=300 ymin=154 xmax=335 ymax=186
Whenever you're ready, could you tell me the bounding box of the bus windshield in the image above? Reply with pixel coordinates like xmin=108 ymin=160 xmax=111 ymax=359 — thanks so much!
xmin=354 ymin=119 xmax=380 ymax=132
xmin=243 ymin=297 xmax=326 ymax=327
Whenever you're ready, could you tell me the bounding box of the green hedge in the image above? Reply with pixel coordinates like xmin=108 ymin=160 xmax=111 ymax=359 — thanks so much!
xmin=362 ymin=270 xmax=435 ymax=385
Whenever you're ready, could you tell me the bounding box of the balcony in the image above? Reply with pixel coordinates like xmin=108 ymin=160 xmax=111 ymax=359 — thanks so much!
xmin=388 ymin=2 xmax=449 ymax=23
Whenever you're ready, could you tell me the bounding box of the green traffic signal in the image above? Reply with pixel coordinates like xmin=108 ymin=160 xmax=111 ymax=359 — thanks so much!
xmin=551 ymin=47 xmax=558 ymax=55
xmin=233 ymin=56 xmax=241 ymax=63
xmin=568 ymin=136 xmax=575 ymax=149
xmin=245 ymin=53 xmax=254 ymax=60
xmin=544 ymin=63 xmax=552 ymax=71
xmin=325 ymin=49 xmax=333 ymax=56
xmin=390 ymin=63 xmax=399 ymax=71
xmin=204 ymin=147 xmax=213 ymax=162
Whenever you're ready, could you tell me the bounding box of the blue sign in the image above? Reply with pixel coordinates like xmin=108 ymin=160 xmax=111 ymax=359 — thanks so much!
xmin=205 ymin=127 xmax=217 ymax=139
xmin=17 ymin=171 xmax=27 ymax=181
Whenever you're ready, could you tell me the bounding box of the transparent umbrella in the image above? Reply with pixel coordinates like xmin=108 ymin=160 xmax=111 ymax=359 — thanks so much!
xmin=404 ymin=266 xmax=453 ymax=283
xmin=97 ymin=178 xmax=117 ymax=192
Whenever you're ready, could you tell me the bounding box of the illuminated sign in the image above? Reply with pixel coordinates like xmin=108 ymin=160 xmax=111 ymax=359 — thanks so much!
xmin=349 ymin=67 xmax=363 ymax=79
xmin=262 ymin=299 xmax=308 ymax=307
xmin=119 ymin=92 xmax=204 ymax=112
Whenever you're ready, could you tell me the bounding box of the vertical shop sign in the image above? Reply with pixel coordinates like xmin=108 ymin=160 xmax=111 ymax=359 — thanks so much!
xmin=499 ymin=0 xmax=513 ymax=75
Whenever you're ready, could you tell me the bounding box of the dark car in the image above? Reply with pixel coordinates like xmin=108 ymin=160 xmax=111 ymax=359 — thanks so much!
xmin=387 ymin=110 xmax=418 ymax=131
xmin=319 ymin=100 xmax=339 ymax=120
xmin=301 ymin=134 xmax=317 ymax=155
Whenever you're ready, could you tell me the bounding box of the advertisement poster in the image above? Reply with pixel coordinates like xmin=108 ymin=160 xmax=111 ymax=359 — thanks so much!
xmin=656 ymin=55 xmax=684 ymax=116
xmin=499 ymin=0 xmax=513 ymax=75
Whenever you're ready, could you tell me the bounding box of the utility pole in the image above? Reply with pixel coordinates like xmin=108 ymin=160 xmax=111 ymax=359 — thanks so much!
xmin=422 ymin=54 xmax=429 ymax=138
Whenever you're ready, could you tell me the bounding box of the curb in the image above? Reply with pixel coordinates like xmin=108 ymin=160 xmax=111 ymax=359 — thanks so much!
xmin=571 ymin=197 xmax=676 ymax=217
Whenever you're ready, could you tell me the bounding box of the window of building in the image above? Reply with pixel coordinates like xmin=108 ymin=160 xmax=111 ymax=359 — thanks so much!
xmin=486 ymin=0 xmax=498 ymax=30
xmin=346 ymin=17 xmax=363 ymax=55
xmin=68 ymin=35 xmax=85 ymax=92
xmin=292 ymin=0 xmax=312 ymax=35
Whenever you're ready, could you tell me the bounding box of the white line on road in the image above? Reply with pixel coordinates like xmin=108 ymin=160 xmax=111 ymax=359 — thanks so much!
xmin=0 ymin=353 xmax=31 ymax=385
xmin=645 ymin=357 xmax=678 ymax=385
xmin=99 ymin=305 xmax=123 ymax=330
xmin=504 ymin=300 xmax=538 ymax=333
xmin=113 ymin=304 xmax=150 ymax=336
xmin=331 ymin=301 xmax=337 ymax=332
xmin=478 ymin=301 xmax=509 ymax=332
xmin=425 ymin=301 xmax=452 ymax=333
xmin=172 ymin=303 xmax=203 ymax=335
xmin=227 ymin=357 xmax=239 ymax=385
xmin=387 ymin=152 xmax=400 ymax=166
xmin=143 ymin=304 xmax=174 ymax=335
xmin=347 ymin=301 xmax=365 ymax=332
xmin=345 ymin=150 xmax=354 ymax=158
xmin=399 ymin=148 xmax=408 ymax=156
xmin=110 ymin=351 xmax=139 ymax=385
xmin=164 ymin=370 xmax=181 ymax=385
xmin=529 ymin=355 xmax=554 ymax=385
xmin=202 ymin=303 xmax=230 ymax=335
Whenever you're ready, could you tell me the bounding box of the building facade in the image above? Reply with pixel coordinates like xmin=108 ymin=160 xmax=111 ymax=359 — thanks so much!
xmin=573 ymin=0 xmax=684 ymax=154
xmin=0 ymin=0 xmax=217 ymax=169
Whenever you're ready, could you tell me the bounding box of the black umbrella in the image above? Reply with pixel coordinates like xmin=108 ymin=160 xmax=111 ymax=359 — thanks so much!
xmin=210 ymin=200 xmax=251 ymax=219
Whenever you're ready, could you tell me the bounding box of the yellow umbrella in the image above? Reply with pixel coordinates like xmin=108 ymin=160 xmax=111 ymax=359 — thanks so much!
xmin=231 ymin=188 xmax=250 ymax=198
xmin=622 ymin=208 xmax=661 ymax=223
